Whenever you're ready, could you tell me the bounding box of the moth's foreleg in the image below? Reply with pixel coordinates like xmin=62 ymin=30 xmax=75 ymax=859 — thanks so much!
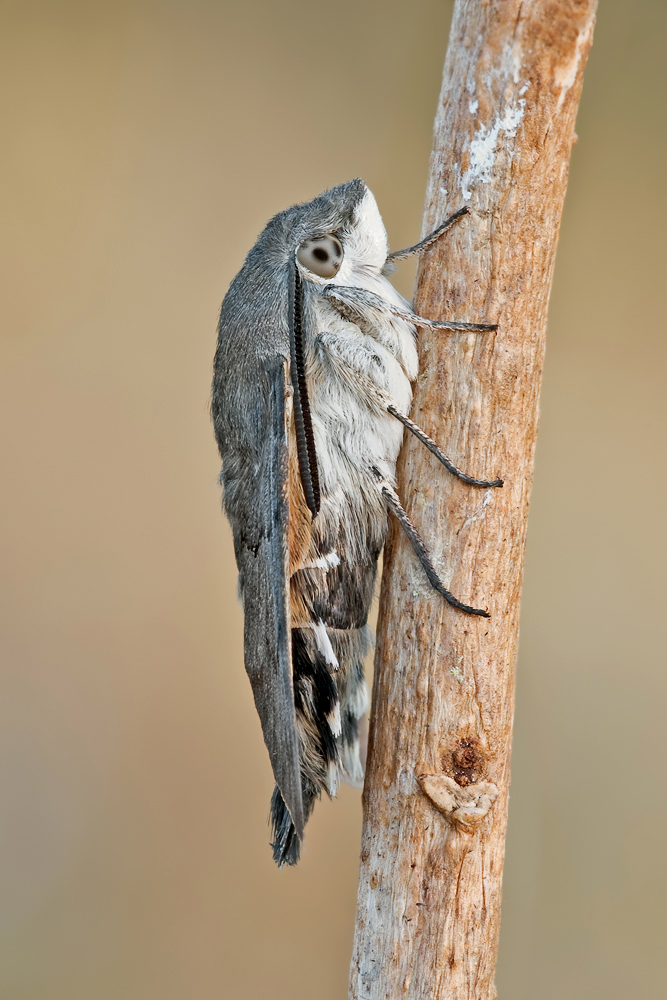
xmin=386 ymin=206 xmax=470 ymax=262
xmin=386 ymin=404 xmax=503 ymax=488
xmin=374 ymin=472 xmax=490 ymax=618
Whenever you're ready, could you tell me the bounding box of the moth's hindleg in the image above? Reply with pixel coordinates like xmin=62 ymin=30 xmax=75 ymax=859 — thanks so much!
xmin=386 ymin=404 xmax=503 ymax=488
xmin=375 ymin=473 xmax=490 ymax=618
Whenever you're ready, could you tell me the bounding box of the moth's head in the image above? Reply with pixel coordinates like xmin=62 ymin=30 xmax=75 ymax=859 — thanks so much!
xmin=271 ymin=179 xmax=388 ymax=285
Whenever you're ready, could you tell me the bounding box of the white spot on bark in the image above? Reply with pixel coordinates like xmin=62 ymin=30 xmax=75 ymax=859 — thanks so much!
xmin=459 ymin=489 xmax=493 ymax=533
xmin=460 ymin=99 xmax=526 ymax=200
xmin=555 ymin=19 xmax=594 ymax=111
xmin=468 ymin=98 xmax=478 ymax=115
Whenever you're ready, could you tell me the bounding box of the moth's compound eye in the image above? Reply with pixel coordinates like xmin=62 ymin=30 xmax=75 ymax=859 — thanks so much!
xmin=296 ymin=234 xmax=343 ymax=278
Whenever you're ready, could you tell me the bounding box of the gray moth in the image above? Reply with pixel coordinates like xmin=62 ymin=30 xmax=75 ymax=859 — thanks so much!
xmin=211 ymin=179 xmax=500 ymax=866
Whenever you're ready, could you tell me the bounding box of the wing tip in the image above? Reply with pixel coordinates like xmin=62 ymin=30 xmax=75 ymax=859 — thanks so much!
xmin=270 ymin=784 xmax=305 ymax=867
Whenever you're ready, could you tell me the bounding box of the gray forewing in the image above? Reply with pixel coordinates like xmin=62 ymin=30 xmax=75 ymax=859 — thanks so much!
xmin=214 ymin=349 xmax=304 ymax=840
xmin=239 ymin=360 xmax=305 ymax=839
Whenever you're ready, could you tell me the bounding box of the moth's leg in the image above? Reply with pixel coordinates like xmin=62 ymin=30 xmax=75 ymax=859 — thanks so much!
xmin=386 ymin=206 xmax=469 ymax=262
xmin=373 ymin=470 xmax=489 ymax=618
xmin=407 ymin=313 xmax=497 ymax=333
xmin=323 ymin=284 xmax=497 ymax=334
xmin=314 ymin=331 xmax=391 ymax=415
xmin=388 ymin=298 xmax=498 ymax=333
xmin=387 ymin=404 xmax=503 ymax=488
xmin=322 ymin=284 xmax=398 ymax=330
xmin=317 ymin=333 xmax=503 ymax=488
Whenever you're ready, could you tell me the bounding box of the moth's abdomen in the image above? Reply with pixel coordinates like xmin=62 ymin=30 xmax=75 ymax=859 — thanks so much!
xmin=270 ymin=617 xmax=370 ymax=867
xmin=271 ymin=439 xmax=375 ymax=866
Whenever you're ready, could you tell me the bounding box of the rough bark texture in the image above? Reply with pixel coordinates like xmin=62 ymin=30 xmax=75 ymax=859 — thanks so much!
xmin=350 ymin=2 xmax=597 ymax=998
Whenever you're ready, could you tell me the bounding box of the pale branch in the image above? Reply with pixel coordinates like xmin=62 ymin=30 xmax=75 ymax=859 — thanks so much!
xmin=350 ymin=2 xmax=597 ymax=998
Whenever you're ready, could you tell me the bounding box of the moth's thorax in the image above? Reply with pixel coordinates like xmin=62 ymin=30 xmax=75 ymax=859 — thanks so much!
xmin=337 ymin=187 xmax=388 ymax=276
xmin=289 ymin=228 xmax=418 ymax=577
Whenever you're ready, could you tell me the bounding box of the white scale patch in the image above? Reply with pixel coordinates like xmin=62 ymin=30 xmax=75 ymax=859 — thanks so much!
xmin=461 ymin=99 xmax=526 ymax=201
xmin=327 ymin=701 xmax=342 ymax=738
xmin=311 ymin=620 xmax=338 ymax=669
xmin=302 ymin=551 xmax=340 ymax=571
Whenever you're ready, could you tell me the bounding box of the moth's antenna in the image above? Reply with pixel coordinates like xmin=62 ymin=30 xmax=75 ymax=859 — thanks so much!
xmin=375 ymin=472 xmax=490 ymax=618
xmin=386 ymin=405 xmax=503 ymax=488
xmin=387 ymin=206 xmax=470 ymax=262
xmin=289 ymin=261 xmax=321 ymax=517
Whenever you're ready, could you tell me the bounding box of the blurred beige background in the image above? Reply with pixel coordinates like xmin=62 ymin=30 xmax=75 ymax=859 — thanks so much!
xmin=1 ymin=1 xmax=665 ymax=997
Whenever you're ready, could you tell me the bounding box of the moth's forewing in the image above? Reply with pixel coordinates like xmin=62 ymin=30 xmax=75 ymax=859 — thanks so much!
xmin=238 ymin=359 xmax=304 ymax=840
xmin=213 ymin=268 xmax=304 ymax=840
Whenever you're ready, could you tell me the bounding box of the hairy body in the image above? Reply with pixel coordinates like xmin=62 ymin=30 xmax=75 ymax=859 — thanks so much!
xmin=212 ymin=179 xmax=498 ymax=865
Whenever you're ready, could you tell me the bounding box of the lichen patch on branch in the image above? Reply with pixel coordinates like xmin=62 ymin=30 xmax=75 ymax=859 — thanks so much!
xmin=555 ymin=18 xmax=595 ymax=111
xmin=460 ymin=99 xmax=526 ymax=200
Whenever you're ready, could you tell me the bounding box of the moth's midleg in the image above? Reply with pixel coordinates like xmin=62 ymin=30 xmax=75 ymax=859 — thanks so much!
xmin=323 ymin=283 xmax=497 ymax=334
xmin=408 ymin=313 xmax=497 ymax=333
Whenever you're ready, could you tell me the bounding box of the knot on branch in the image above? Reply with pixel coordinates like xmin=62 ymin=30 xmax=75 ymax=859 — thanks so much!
xmin=417 ymin=773 xmax=499 ymax=832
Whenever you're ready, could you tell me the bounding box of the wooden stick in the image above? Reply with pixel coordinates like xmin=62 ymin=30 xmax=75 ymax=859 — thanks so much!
xmin=350 ymin=3 xmax=597 ymax=998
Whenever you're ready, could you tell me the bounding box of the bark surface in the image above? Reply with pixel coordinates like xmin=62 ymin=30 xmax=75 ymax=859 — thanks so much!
xmin=350 ymin=2 xmax=597 ymax=998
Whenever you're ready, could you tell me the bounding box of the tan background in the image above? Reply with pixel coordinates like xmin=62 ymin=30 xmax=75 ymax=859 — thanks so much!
xmin=1 ymin=1 xmax=665 ymax=997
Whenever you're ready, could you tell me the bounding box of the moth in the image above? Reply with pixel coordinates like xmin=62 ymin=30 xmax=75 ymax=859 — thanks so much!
xmin=212 ymin=179 xmax=501 ymax=866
